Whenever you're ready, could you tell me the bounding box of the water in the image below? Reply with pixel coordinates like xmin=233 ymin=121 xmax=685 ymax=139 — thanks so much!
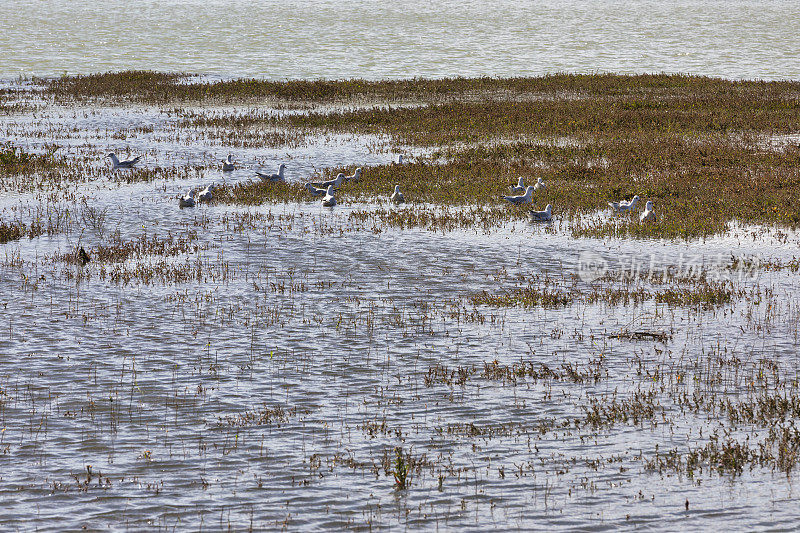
xmin=3 ymin=3 xmax=800 ymax=530
xmin=1 ymin=94 xmax=799 ymax=530
xmin=2 ymin=0 xmax=800 ymax=80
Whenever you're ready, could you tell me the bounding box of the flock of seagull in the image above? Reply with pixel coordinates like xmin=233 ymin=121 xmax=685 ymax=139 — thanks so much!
xmin=107 ymin=152 xmax=405 ymax=209
xmin=607 ymin=194 xmax=656 ymax=222
xmin=106 ymin=152 xmax=655 ymax=222
xmin=502 ymin=175 xmax=655 ymax=223
xmin=302 ymin=167 xmax=368 ymax=207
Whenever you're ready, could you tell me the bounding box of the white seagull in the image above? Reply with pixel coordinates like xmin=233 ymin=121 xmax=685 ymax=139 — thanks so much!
xmin=534 ymin=177 xmax=546 ymax=191
xmin=304 ymin=183 xmax=328 ymax=197
xmin=528 ymin=204 xmax=552 ymax=222
xmin=509 ymin=177 xmax=526 ymax=194
xmin=197 ymin=184 xmax=214 ymax=202
xmin=608 ymin=195 xmax=639 ymax=213
xmin=392 ymin=154 xmax=405 ymax=166
xmin=179 ymin=190 xmax=196 ymax=208
xmin=322 ymin=185 xmax=336 ymax=207
xmin=344 ymin=167 xmax=362 ymax=183
xmin=256 ymin=163 xmax=286 ymax=182
xmin=107 ymin=152 xmax=141 ymax=169
xmin=222 ymin=155 xmax=235 ymax=171
xmin=640 ymin=201 xmax=655 ymax=222
xmin=502 ymin=185 xmax=535 ymax=205
xmin=311 ymin=173 xmax=345 ymax=189
xmin=390 ymin=185 xmax=405 ymax=204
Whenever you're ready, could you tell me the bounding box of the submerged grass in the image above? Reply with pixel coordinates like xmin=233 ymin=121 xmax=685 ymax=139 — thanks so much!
xmin=54 ymin=231 xmax=205 ymax=264
xmin=0 ymin=220 xmax=41 ymax=244
xmin=472 ymin=277 xmax=741 ymax=310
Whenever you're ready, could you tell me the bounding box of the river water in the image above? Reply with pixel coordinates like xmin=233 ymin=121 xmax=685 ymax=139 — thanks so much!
xmin=1 ymin=0 xmax=800 ymax=81
xmin=3 ymin=2 xmax=800 ymax=531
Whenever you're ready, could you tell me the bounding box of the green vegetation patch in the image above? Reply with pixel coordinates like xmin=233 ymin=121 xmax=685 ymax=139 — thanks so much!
xmin=0 ymin=143 xmax=64 ymax=175
xmin=0 ymin=219 xmax=44 ymax=244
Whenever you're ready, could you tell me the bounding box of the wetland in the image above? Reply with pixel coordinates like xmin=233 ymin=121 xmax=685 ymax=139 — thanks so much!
xmin=1 ymin=71 xmax=800 ymax=530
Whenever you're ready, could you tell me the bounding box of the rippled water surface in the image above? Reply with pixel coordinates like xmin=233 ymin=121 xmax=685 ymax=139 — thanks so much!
xmin=0 ymin=90 xmax=799 ymax=530
xmin=3 ymin=3 xmax=800 ymax=531
xmin=2 ymin=0 xmax=800 ymax=80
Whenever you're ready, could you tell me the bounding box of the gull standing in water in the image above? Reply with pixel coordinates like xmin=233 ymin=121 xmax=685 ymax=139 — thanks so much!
xmin=344 ymin=167 xmax=362 ymax=183
xmin=322 ymin=185 xmax=336 ymax=207
xmin=640 ymin=200 xmax=655 ymax=222
xmin=107 ymin=153 xmax=141 ymax=169
xmin=502 ymin=185 xmax=535 ymax=205
xmin=179 ymin=190 xmax=196 ymax=208
xmin=390 ymin=185 xmax=405 ymax=204
xmin=222 ymin=155 xmax=235 ymax=171
xmin=509 ymin=177 xmax=526 ymax=194
xmin=534 ymin=177 xmax=546 ymax=191
xmin=305 ymin=183 xmax=328 ymax=196
xmin=311 ymin=173 xmax=344 ymax=189
xmin=198 ymin=184 xmax=214 ymax=202
xmin=256 ymin=163 xmax=286 ymax=182
xmin=608 ymin=195 xmax=639 ymax=213
xmin=528 ymin=204 xmax=552 ymax=222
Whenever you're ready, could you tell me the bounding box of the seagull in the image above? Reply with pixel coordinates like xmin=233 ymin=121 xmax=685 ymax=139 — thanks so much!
xmin=509 ymin=177 xmax=526 ymax=194
xmin=322 ymin=185 xmax=336 ymax=207
xmin=311 ymin=173 xmax=344 ymax=189
xmin=197 ymin=184 xmax=214 ymax=202
xmin=640 ymin=201 xmax=655 ymax=222
xmin=534 ymin=177 xmax=546 ymax=191
xmin=528 ymin=204 xmax=552 ymax=222
xmin=304 ymin=183 xmax=327 ymax=196
xmin=608 ymin=195 xmax=639 ymax=213
xmin=390 ymin=185 xmax=405 ymax=204
xmin=179 ymin=190 xmax=196 ymax=208
xmin=502 ymin=185 xmax=535 ymax=205
xmin=222 ymin=155 xmax=235 ymax=171
xmin=392 ymin=154 xmax=405 ymax=166
xmin=344 ymin=167 xmax=362 ymax=183
xmin=107 ymin=153 xmax=141 ymax=169
xmin=256 ymin=163 xmax=286 ymax=182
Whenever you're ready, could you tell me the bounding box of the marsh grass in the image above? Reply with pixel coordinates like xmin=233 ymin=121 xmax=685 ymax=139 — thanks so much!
xmin=0 ymin=220 xmax=41 ymax=244
xmin=0 ymin=90 xmax=32 ymax=113
xmin=584 ymin=390 xmax=660 ymax=428
xmin=55 ymin=231 xmax=204 ymax=264
xmin=218 ymin=404 xmax=303 ymax=428
xmin=393 ymin=447 xmax=409 ymax=490
xmin=219 ymin=134 xmax=800 ymax=238
xmin=40 ymin=71 xmax=800 ymax=107
xmin=0 ymin=142 xmax=64 ymax=175
xmin=472 ymin=283 xmax=739 ymax=309
xmin=216 ymin=180 xmax=309 ymax=205
xmin=29 ymin=72 xmax=800 ymax=238
xmin=472 ymin=286 xmax=573 ymax=308
xmin=471 ymin=273 xmax=741 ymax=310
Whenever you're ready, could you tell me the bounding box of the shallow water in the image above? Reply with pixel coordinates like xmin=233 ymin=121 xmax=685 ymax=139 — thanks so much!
xmin=2 ymin=89 xmax=800 ymax=530
xmin=2 ymin=0 xmax=800 ymax=80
